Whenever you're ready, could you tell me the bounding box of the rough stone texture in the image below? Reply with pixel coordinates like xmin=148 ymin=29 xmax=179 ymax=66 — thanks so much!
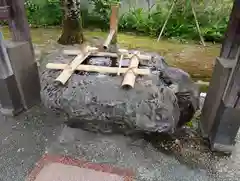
xmin=40 ymin=51 xmax=199 ymax=134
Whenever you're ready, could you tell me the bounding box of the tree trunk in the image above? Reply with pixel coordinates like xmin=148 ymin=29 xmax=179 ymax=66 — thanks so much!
xmin=58 ymin=0 xmax=84 ymax=45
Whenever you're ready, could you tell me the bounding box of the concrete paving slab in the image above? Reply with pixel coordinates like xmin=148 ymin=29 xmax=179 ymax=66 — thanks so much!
xmin=26 ymin=154 xmax=134 ymax=181
xmin=34 ymin=163 xmax=124 ymax=181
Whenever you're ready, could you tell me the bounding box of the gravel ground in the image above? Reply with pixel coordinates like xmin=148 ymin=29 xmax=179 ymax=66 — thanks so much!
xmin=0 ymin=105 xmax=240 ymax=181
xmin=0 ymin=105 xmax=66 ymax=181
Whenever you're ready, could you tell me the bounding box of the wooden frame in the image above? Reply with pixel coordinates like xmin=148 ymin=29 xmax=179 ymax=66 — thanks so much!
xmin=47 ymin=47 xmax=152 ymax=87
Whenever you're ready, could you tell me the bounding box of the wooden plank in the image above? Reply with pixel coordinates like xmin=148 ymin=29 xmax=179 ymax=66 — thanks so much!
xmin=55 ymin=52 xmax=90 ymax=85
xmin=64 ymin=50 xmax=117 ymax=58
xmin=121 ymin=51 xmax=140 ymax=88
xmin=46 ymin=63 xmax=150 ymax=75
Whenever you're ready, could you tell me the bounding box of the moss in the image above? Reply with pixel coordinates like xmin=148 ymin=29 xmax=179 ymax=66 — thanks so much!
xmin=199 ymin=84 xmax=209 ymax=93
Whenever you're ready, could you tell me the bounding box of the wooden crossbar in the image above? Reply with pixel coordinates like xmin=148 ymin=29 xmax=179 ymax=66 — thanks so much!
xmin=52 ymin=46 xmax=151 ymax=86
xmin=46 ymin=63 xmax=150 ymax=75
xmin=63 ymin=48 xmax=152 ymax=61
xmin=55 ymin=46 xmax=91 ymax=84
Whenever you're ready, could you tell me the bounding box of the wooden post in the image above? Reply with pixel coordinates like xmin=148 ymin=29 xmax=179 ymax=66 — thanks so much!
xmin=6 ymin=0 xmax=32 ymax=42
xmin=109 ymin=3 xmax=119 ymax=48
xmin=103 ymin=4 xmax=119 ymax=51
xmin=0 ymin=0 xmax=41 ymax=114
xmin=200 ymin=0 xmax=240 ymax=153
xmin=0 ymin=31 xmax=23 ymax=115
xmin=108 ymin=4 xmax=119 ymax=68
xmin=220 ymin=0 xmax=240 ymax=59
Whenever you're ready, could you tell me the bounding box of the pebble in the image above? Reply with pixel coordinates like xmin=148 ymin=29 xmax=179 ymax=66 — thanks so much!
xmin=175 ymin=139 xmax=181 ymax=145
xmin=200 ymin=92 xmax=207 ymax=97
xmin=17 ymin=148 xmax=24 ymax=152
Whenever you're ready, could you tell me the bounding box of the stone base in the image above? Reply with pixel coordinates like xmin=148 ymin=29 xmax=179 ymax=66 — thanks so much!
xmin=211 ymin=143 xmax=235 ymax=154
xmin=0 ymin=107 xmax=23 ymax=116
xmin=200 ymin=57 xmax=235 ymax=137
xmin=0 ymin=74 xmax=23 ymax=115
xmin=6 ymin=41 xmax=41 ymax=109
xmin=209 ymin=100 xmax=240 ymax=153
xmin=41 ymin=53 xmax=199 ymax=134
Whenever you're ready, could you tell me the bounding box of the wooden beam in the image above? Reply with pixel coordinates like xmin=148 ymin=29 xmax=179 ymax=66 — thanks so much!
xmin=220 ymin=0 xmax=240 ymax=59
xmin=6 ymin=0 xmax=32 ymax=42
xmin=55 ymin=53 xmax=90 ymax=84
xmin=46 ymin=63 xmax=150 ymax=75
xmin=108 ymin=4 xmax=119 ymax=50
xmin=63 ymin=49 xmax=152 ymax=61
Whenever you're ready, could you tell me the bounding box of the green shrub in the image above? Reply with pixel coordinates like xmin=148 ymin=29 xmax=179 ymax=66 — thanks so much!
xmin=118 ymin=0 xmax=232 ymax=42
xmin=24 ymin=0 xmax=233 ymax=42
xmin=25 ymin=0 xmax=62 ymax=26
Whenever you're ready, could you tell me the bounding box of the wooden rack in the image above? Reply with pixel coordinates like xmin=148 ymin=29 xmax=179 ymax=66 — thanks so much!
xmin=46 ymin=46 xmax=152 ymax=88
xmin=46 ymin=4 xmax=152 ymax=89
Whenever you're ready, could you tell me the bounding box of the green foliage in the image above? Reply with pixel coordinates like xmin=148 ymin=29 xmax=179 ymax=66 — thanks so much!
xmin=24 ymin=0 xmax=233 ymax=42
xmin=82 ymin=0 xmax=120 ymax=29
xmin=25 ymin=0 xmax=62 ymax=26
xmin=118 ymin=0 xmax=232 ymax=42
